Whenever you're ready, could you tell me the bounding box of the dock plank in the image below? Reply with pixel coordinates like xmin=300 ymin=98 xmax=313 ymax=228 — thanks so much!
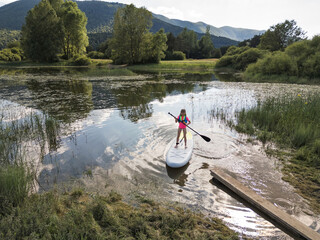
xmin=210 ymin=167 xmax=320 ymax=240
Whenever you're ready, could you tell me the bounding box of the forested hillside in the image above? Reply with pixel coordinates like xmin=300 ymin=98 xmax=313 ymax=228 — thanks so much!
xmin=0 ymin=0 xmax=238 ymax=49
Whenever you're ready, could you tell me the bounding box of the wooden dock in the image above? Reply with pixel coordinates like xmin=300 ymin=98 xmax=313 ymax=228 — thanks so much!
xmin=210 ymin=167 xmax=320 ymax=240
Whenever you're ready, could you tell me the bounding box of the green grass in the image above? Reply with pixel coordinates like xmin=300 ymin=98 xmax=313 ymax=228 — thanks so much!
xmin=128 ymin=59 xmax=218 ymax=72
xmin=243 ymin=72 xmax=320 ymax=84
xmin=0 ymin=190 xmax=240 ymax=239
xmin=0 ymin=165 xmax=32 ymax=216
xmin=233 ymin=94 xmax=320 ymax=213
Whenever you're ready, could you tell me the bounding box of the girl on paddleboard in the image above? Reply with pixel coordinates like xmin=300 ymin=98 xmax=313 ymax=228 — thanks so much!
xmin=175 ymin=109 xmax=191 ymax=148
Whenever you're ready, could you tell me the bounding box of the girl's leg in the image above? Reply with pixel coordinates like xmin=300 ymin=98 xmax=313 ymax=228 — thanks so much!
xmin=183 ymin=128 xmax=187 ymax=148
xmin=175 ymin=128 xmax=182 ymax=148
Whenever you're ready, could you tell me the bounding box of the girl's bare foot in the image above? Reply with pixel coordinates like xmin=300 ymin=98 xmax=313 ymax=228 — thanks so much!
xmin=175 ymin=143 xmax=178 ymax=148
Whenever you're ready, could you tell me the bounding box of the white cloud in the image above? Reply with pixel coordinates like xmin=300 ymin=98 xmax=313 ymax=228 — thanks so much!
xmin=149 ymin=6 xmax=184 ymax=19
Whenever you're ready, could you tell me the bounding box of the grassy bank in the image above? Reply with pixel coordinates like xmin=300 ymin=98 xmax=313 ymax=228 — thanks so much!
xmin=0 ymin=189 xmax=239 ymax=239
xmin=0 ymin=59 xmax=218 ymax=76
xmin=243 ymin=72 xmax=320 ymax=84
xmin=128 ymin=59 xmax=218 ymax=72
xmin=0 ymin=59 xmax=112 ymax=68
xmin=233 ymin=94 xmax=320 ymax=213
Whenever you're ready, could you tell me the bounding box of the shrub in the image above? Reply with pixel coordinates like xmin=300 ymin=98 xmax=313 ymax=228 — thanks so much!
xmin=0 ymin=48 xmax=22 ymax=62
xmin=87 ymin=51 xmax=105 ymax=59
xmin=246 ymin=51 xmax=298 ymax=76
xmin=225 ymin=46 xmax=250 ymax=56
xmin=0 ymin=53 xmax=9 ymax=61
xmin=302 ymin=52 xmax=320 ymax=78
xmin=164 ymin=51 xmax=186 ymax=60
xmin=234 ymin=48 xmax=266 ymax=70
xmin=71 ymin=55 xmax=91 ymax=66
xmin=215 ymin=55 xmax=234 ymax=68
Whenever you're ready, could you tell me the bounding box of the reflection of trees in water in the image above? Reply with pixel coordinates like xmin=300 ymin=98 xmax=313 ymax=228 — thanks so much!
xmin=213 ymin=70 xmax=242 ymax=82
xmin=26 ymin=79 xmax=93 ymax=123
xmin=114 ymin=84 xmax=167 ymax=122
xmin=112 ymin=79 xmax=207 ymax=122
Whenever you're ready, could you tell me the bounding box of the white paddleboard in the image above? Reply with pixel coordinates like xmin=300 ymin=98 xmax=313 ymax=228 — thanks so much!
xmin=166 ymin=131 xmax=194 ymax=168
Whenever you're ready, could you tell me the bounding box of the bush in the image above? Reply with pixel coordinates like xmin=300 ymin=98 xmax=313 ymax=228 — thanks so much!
xmin=0 ymin=53 xmax=9 ymax=61
xmin=0 ymin=48 xmax=22 ymax=62
xmin=71 ymin=55 xmax=91 ymax=66
xmin=164 ymin=51 xmax=186 ymax=60
xmin=215 ymin=55 xmax=234 ymax=68
xmin=87 ymin=51 xmax=105 ymax=59
xmin=225 ymin=46 xmax=250 ymax=56
xmin=215 ymin=47 xmax=265 ymax=70
xmin=234 ymin=48 xmax=266 ymax=70
xmin=246 ymin=51 xmax=298 ymax=76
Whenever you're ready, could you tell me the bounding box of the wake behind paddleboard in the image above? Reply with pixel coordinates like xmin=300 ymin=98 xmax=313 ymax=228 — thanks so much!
xmin=166 ymin=131 xmax=193 ymax=168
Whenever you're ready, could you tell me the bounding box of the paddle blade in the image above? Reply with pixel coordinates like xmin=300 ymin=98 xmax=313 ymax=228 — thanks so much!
xmin=201 ymin=135 xmax=211 ymax=142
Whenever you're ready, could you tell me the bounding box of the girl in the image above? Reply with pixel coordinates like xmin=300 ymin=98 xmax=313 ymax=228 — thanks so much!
xmin=175 ymin=109 xmax=191 ymax=148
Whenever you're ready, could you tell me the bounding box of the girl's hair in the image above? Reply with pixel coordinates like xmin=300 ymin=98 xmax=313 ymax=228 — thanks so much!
xmin=180 ymin=109 xmax=186 ymax=114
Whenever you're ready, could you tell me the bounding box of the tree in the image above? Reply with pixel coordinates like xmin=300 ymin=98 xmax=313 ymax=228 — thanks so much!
xmin=259 ymin=20 xmax=306 ymax=51
xmin=238 ymin=34 xmax=261 ymax=48
xmin=166 ymin=32 xmax=175 ymax=52
xmin=61 ymin=1 xmax=89 ymax=59
xmin=175 ymin=28 xmax=197 ymax=58
xmin=21 ymin=0 xmax=64 ymax=62
xmin=198 ymin=26 xmax=214 ymax=58
xmin=21 ymin=0 xmax=88 ymax=62
xmin=110 ymin=4 xmax=152 ymax=64
xmin=142 ymin=29 xmax=167 ymax=63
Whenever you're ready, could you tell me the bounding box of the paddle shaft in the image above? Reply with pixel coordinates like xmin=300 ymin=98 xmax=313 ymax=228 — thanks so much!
xmin=168 ymin=112 xmax=209 ymax=140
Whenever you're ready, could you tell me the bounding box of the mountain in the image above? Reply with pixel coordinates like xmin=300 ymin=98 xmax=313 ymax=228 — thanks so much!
xmin=0 ymin=0 xmax=238 ymax=49
xmin=153 ymin=14 xmax=265 ymax=41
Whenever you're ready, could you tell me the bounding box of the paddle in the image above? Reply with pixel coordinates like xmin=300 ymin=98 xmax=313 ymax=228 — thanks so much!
xmin=168 ymin=112 xmax=211 ymax=142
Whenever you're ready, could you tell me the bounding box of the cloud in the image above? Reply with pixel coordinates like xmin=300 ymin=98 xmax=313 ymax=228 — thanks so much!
xmin=149 ymin=6 xmax=184 ymax=20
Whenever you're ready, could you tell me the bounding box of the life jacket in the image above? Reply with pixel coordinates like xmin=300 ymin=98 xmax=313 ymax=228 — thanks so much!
xmin=178 ymin=115 xmax=187 ymax=123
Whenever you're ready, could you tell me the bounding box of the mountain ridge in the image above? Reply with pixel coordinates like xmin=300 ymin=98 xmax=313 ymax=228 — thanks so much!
xmin=153 ymin=13 xmax=265 ymax=41
xmin=0 ymin=0 xmax=239 ymax=48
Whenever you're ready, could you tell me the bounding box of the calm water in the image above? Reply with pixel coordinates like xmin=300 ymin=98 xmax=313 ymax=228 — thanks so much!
xmin=1 ymin=69 xmax=320 ymax=239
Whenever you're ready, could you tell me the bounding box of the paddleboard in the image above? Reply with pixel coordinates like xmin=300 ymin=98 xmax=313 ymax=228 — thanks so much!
xmin=166 ymin=131 xmax=193 ymax=168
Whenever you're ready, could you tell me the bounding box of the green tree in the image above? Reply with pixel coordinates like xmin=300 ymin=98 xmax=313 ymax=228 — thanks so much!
xmin=166 ymin=32 xmax=175 ymax=52
xmin=142 ymin=29 xmax=167 ymax=63
xmin=61 ymin=1 xmax=89 ymax=59
xmin=21 ymin=0 xmax=64 ymax=62
xmin=198 ymin=26 xmax=214 ymax=58
xmin=175 ymin=28 xmax=197 ymax=58
xmin=110 ymin=4 xmax=152 ymax=64
xmin=259 ymin=20 xmax=306 ymax=51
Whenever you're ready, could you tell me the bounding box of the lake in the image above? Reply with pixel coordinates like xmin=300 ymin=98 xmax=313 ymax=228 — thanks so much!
xmin=1 ymin=68 xmax=319 ymax=239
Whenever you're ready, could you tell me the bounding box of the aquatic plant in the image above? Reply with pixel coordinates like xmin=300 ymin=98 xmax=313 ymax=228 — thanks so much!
xmin=232 ymin=93 xmax=320 ymax=212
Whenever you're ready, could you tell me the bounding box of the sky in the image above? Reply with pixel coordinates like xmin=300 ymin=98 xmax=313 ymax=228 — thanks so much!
xmin=1 ymin=0 xmax=319 ymax=37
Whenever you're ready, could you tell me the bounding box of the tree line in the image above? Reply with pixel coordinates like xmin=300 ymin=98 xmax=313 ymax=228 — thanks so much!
xmin=1 ymin=2 xmax=224 ymax=64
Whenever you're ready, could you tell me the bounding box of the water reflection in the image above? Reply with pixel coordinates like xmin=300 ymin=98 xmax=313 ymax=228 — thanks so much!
xmin=26 ymin=79 xmax=93 ymax=123
xmin=166 ymin=163 xmax=190 ymax=187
